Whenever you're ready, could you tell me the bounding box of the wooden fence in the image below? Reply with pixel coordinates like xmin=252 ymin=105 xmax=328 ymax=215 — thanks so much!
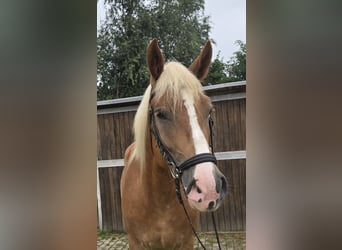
xmin=97 ymin=81 xmax=246 ymax=232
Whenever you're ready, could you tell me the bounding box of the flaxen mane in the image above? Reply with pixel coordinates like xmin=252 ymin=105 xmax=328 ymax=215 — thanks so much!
xmin=132 ymin=61 xmax=203 ymax=168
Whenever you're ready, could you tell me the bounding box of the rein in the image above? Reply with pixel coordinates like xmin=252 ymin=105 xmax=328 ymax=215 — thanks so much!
xmin=149 ymin=94 xmax=222 ymax=250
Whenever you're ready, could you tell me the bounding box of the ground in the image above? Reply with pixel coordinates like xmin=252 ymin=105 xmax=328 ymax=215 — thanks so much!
xmin=97 ymin=231 xmax=246 ymax=250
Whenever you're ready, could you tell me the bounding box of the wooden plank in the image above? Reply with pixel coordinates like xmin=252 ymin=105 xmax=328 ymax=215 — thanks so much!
xmin=99 ymin=168 xmax=112 ymax=231
xmin=128 ymin=110 xmax=135 ymax=142
xmin=201 ymin=210 xmax=211 ymax=232
xmin=97 ymin=115 xmax=106 ymax=160
xmin=97 ymin=95 xmax=142 ymax=107
xmin=97 ymin=105 xmax=139 ymax=115
xmin=227 ymin=160 xmax=237 ymax=230
xmin=232 ymin=161 xmax=242 ymax=230
xmin=217 ymin=103 xmax=225 ymax=149
xmin=108 ymin=167 xmax=117 ymax=230
xmin=113 ymin=167 xmax=123 ymax=231
xmin=107 ymin=114 xmax=115 ymax=159
xmin=103 ymin=115 xmax=112 ymax=160
xmin=97 ymin=116 xmax=102 ymax=160
xmin=113 ymin=114 xmax=118 ymax=159
xmin=240 ymin=100 xmax=246 ymax=149
xmin=112 ymin=113 xmax=120 ymax=159
xmin=96 ymin=168 xmax=103 ymax=230
xmin=223 ymin=161 xmax=232 ymax=231
xmin=122 ymin=111 xmax=131 ymax=157
xmin=215 ymin=151 xmax=246 ymax=160
xmin=230 ymin=100 xmax=244 ymax=150
xmin=98 ymin=159 xmax=125 ymax=168
xmin=116 ymin=167 xmax=124 ymax=231
xmin=203 ymin=81 xmax=246 ymax=92
xmin=210 ymin=106 xmax=219 ymax=152
xmin=240 ymin=159 xmax=246 ymax=230
xmin=210 ymin=92 xmax=246 ymax=103
xmin=228 ymin=100 xmax=237 ymax=151
xmin=218 ymin=162 xmax=228 ymax=231
xmin=114 ymin=113 xmax=122 ymax=159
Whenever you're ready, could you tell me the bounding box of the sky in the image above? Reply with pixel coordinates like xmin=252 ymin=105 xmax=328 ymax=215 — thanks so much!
xmin=97 ymin=0 xmax=245 ymax=61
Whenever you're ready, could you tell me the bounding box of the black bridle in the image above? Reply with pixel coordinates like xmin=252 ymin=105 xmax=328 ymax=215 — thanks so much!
xmin=149 ymin=108 xmax=217 ymax=179
xmin=149 ymin=93 xmax=222 ymax=250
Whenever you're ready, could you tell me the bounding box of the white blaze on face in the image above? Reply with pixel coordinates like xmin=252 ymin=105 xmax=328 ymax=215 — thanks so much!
xmin=182 ymin=91 xmax=218 ymax=210
xmin=182 ymin=92 xmax=210 ymax=154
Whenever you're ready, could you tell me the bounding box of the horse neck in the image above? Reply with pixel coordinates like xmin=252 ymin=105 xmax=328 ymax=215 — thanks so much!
xmin=141 ymin=137 xmax=199 ymax=222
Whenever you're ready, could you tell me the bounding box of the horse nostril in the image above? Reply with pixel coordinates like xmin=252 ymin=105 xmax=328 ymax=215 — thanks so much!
xmin=196 ymin=186 xmax=202 ymax=194
xmin=221 ymin=176 xmax=227 ymax=194
xmin=216 ymin=175 xmax=228 ymax=195
xmin=208 ymin=201 xmax=215 ymax=210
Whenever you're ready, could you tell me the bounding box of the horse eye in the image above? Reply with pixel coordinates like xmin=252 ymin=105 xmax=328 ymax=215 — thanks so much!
xmin=156 ymin=111 xmax=168 ymax=120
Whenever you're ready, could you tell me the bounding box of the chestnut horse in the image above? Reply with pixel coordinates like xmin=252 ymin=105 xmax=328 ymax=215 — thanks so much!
xmin=121 ymin=39 xmax=228 ymax=249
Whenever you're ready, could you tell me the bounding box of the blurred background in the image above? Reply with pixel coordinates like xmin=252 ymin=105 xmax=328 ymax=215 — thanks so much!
xmin=0 ymin=0 xmax=341 ymax=249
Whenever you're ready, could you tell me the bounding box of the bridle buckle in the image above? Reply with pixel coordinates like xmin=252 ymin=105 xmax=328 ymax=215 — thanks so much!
xmin=168 ymin=162 xmax=180 ymax=179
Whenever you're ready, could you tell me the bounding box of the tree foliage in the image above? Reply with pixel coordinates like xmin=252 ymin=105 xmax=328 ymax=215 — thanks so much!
xmin=97 ymin=0 xmax=150 ymax=100
xmin=205 ymin=40 xmax=246 ymax=85
xmin=97 ymin=1 xmax=246 ymax=100
xmin=97 ymin=0 xmax=211 ymax=100
xmin=205 ymin=52 xmax=229 ymax=85
xmin=226 ymin=40 xmax=246 ymax=81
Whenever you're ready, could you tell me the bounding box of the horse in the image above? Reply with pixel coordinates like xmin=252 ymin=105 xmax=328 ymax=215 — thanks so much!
xmin=121 ymin=39 xmax=228 ymax=249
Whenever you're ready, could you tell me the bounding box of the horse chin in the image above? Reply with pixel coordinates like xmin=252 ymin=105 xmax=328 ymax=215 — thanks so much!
xmin=187 ymin=198 xmax=219 ymax=212
xmin=187 ymin=199 xmax=206 ymax=212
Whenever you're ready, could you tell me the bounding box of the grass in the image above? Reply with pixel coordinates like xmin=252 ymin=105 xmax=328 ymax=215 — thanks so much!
xmin=97 ymin=230 xmax=112 ymax=240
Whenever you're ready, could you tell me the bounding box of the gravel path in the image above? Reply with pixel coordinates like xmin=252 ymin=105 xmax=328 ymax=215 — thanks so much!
xmin=97 ymin=231 xmax=246 ymax=250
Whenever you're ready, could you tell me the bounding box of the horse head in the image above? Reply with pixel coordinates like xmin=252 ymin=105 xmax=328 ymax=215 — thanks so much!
xmin=146 ymin=39 xmax=228 ymax=212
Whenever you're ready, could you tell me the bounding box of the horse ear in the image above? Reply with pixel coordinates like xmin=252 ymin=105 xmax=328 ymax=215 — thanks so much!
xmin=189 ymin=41 xmax=212 ymax=81
xmin=146 ymin=38 xmax=164 ymax=86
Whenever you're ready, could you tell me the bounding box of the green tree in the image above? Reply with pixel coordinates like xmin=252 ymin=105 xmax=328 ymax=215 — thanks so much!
xmin=97 ymin=0 xmax=211 ymax=100
xmin=205 ymin=52 xmax=229 ymax=85
xmin=97 ymin=0 xmax=150 ymax=100
xmin=149 ymin=0 xmax=211 ymax=66
xmin=226 ymin=40 xmax=246 ymax=81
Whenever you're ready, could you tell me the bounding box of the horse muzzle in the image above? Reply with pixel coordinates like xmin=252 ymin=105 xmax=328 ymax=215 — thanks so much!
xmin=184 ymin=162 xmax=227 ymax=212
